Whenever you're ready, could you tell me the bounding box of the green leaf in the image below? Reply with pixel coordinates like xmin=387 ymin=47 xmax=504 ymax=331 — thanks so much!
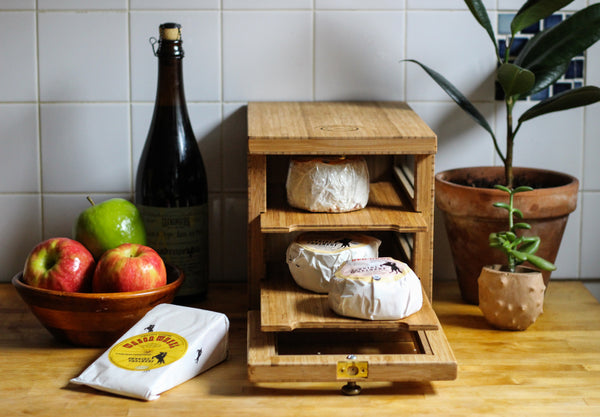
xmin=510 ymin=250 xmax=528 ymax=262
xmin=464 ymin=0 xmax=499 ymax=60
xmin=514 ymin=222 xmax=532 ymax=230
xmin=494 ymin=184 xmax=511 ymax=193
xmin=511 ymin=0 xmax=574 ymax=36
xmin=513 ymin=208 xmax=524 ymax=218
xmin=519 ymin=237 xmax=541 ymax=255
xmin=498 ymin=63 xmax=535 ymax=98
xmin=403 ymin=59 xmax=495 ymax=139
xmin=528 ymin=61 xmax=571 ymax=95
xmin=525 ymin=253 xmax=557 ymax=271
xmin=515 ymin=4 xmax=600 ymax=80
xmin=519 ymin=86 xmax=600 ymax=123
xmin=514 ymin=186 xmax=534 ymax=193
xmin=493 ymin=202 xmax=511 ymax=211
xmin=489 ymin=234 xmax=502 ymax=247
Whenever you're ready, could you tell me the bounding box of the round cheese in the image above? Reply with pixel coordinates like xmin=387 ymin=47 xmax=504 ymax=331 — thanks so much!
xmin=328 ymin=257 xmax=423 ymax=320
xmin=286 ymin=232 xmax=381 ymax=293
xmin=285 ymin=156 xmax=369 ymax=212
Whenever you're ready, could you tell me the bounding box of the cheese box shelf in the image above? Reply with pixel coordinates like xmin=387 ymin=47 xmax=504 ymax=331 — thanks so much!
xmin=261 ymin=181 xmax=428 ymax=233
xmin=260 ymin=264 xmax=439 ymax=332
xmin=247 ymin=101 xmax=457 ymax=392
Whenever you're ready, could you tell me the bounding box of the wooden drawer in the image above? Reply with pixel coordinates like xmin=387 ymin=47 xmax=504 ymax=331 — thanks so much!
xmin=247 ymin=310 xmax=457 ymax=383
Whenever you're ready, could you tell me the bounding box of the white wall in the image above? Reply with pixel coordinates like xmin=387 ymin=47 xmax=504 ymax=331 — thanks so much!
xmin=1 ymin=0 xmax=599 ymax=287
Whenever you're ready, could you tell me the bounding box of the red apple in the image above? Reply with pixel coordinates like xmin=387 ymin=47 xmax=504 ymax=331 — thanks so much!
xmin=93 ymin=243 xmax=167 ymax=292
xmin=23 ymin=237 xmax=96 ymax=292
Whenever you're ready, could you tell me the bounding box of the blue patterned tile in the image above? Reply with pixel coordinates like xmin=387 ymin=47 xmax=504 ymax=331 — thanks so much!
xmin=566 ymin=59 xmax=584 ymax=79
xmin=520 ymin=21 xmax=540 ymax=34
xmin=553 ymin=82 xmax=572 ymax=94
xmin=531 ymin=88 xmax=549 ymax=101
xmin=498 ymin=13 xmax=514 ymax=35
xmin=496 ymin=12 xmax=585 ymax=102
xmin=543 ymin=14 xmax=563 ymax=29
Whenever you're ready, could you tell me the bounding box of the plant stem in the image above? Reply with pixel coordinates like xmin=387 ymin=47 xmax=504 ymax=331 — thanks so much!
xmin=508 ymin=189 xmax=515 ymax=231
xmin=505 ymin=97 xmax=515 ymax=188
xmin=508 ymin=189 xmax=516 ymax=272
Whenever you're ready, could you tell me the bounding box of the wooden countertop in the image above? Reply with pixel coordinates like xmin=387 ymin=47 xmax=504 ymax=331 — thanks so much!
xmin=1 ymin=280 xmax=599 ymax=416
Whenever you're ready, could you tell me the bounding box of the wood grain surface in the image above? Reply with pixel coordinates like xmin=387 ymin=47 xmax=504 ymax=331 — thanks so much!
xmin=247 ymin=101 xmax=437 ymax=155
xmin=2 ymin=281 xmax=599 ymax=416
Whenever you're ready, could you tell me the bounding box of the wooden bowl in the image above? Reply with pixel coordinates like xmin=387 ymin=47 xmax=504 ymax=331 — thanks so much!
xmin=12 ymin=264 xmax=184 ymax=347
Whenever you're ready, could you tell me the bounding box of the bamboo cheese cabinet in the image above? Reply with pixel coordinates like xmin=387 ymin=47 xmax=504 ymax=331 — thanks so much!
xmin=246 ymin=102 xmax=457 ymax=394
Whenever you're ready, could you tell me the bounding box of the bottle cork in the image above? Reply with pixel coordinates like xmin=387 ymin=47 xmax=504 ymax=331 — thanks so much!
xmin=160 ymin=23 xmax=181 ymax=41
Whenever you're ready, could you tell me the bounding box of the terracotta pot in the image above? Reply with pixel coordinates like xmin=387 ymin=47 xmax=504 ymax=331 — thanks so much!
xmin=436 ymin=166 xmax=578 ymax=304
xmin=478 ymin=265 xmax=545 ymax=331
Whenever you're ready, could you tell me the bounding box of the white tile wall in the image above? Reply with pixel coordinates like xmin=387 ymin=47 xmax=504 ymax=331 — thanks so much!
xmin=0 ymin=104 xmax=39 ymax=192
xmin=222 ymin=11 xmax=313 ymax=101
xmin=130 ymin=11 xmax=221 ymax=102
xmin=318 ymin=0 xmax=404 ymax=9
xmin=0 ymin=0 xmax=35 ymax=10
xmin=40 ymin=104 xmax=131 ymax=192
xmin=1 ymin=1 xmax=599 ymax=293
xmin=0 ymin=12 xmax=36 ymax=101
xmin=315 ymin=11 xmax=404 ymax=100
xmin=38 ymin=12 xmax=129 ymax=102
xmin=38 ymin=0 xmax=127 ymax=10
xmin=405 ymin=10 xmax=497 ymax=102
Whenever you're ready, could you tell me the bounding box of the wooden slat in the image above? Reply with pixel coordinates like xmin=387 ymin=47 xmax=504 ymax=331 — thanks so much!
xmin=259 ymin=268 xmax=439 ymax=332
xmin=412 ymin=154 xmax=436 ymax=299
xmin=261 ymin=181 xmax=428 ymax=233
xmin=248 ymin=154 xmax=267 ymax=309
xmin=248 ymin=102 xmax=436 ymax=155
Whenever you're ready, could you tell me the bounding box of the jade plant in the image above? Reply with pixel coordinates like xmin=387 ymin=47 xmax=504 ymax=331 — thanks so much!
xmin=489 ymin=185 xmax=556 ymax=272
xmin=405 ymin=0 xmax=600 ymax=188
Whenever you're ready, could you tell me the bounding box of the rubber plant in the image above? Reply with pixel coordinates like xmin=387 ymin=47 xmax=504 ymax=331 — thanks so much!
xmin=405 ymin=0 xmax=600 ymax=188
xmin=488 ymin=185 xmax=556 ymax=272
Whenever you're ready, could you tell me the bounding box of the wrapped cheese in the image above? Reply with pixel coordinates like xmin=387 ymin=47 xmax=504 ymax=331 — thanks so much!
xmin=286 ymin=156 xmax=369 ymax=212
xmin=286 ymin=232 xmax=381 ymax=293
xmin=328 ymin=257 xmax=423 ymax=320
xmin=70 ymin=304 xmax=229 ymax=401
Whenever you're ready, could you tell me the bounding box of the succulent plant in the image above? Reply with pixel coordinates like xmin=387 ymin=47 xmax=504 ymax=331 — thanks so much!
xmin=488 ymin=184 xmax=556 ymax=272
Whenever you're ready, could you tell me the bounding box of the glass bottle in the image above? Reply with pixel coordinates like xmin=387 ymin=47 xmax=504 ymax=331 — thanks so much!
xmin=135 ymin=22 xmax=209 ymax=301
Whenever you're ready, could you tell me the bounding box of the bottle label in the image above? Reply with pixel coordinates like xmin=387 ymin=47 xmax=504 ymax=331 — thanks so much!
xmin=138 ymin=204 xmax=208 ymax=297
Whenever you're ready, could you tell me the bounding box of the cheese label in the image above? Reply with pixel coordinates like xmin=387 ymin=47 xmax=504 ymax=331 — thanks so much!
xmin=296 ymin=234 xmax=370 ymax=254
xmin=108 ymin=332 xmax=188 ymax=371
xmin=335 ymin=257 xmax=409 ymax=282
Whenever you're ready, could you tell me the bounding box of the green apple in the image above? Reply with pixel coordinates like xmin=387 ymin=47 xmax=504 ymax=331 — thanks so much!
xmin=73 ymin=197 xmax=147 ymax=260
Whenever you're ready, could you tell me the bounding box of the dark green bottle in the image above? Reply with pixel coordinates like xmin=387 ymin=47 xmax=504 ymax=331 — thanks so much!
xmin=135 ymin=23 xmax=208 ymax=301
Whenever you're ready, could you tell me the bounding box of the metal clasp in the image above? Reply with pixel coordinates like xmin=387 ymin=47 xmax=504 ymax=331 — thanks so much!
xmin=336 ymin=354 xmax=368 ymax=380
xmin=149 ymin=37 xmax=159 ymax=56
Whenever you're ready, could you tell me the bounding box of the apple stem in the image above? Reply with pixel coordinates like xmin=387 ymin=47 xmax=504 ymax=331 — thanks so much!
xmin=86 ymin=196 xmax=96 ymax=206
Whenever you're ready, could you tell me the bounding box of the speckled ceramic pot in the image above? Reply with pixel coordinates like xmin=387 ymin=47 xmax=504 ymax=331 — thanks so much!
xmin=478 ymin=264 xmax=546 ymax=331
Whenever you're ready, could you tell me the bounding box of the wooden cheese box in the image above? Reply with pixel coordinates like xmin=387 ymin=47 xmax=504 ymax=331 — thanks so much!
xmin=246 ymin=102 xmax=457 ymax=393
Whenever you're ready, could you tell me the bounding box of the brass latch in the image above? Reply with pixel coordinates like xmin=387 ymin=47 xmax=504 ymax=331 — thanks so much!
xmin=336 ymin=355 xmax=368 ymax=380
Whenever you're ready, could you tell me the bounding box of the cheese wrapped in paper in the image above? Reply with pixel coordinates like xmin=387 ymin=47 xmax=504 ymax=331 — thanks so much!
xmin=70 ymin=304 xmax=229 ymax=401
xmin=328 ymin=257 xmax=423 ymax=320
xmin=286 ymin=156 xmax=369 ymax=212
xmin=286 ymin=232 xmax=381 ymax=293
